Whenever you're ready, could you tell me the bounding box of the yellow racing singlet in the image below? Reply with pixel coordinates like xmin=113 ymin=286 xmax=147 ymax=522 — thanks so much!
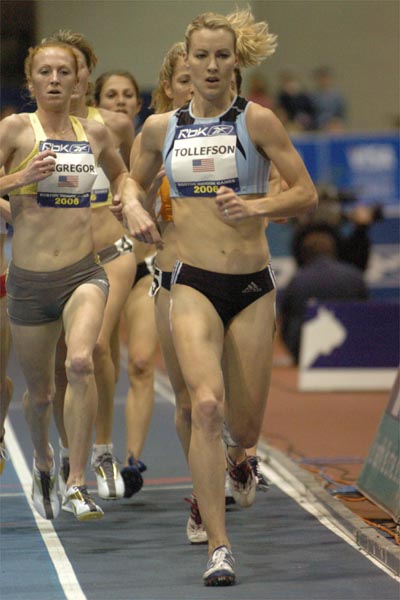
xmin=87 ymin=107 xmax=113 ymax=208
xmin=9 ymin=113 xmax=96 ymax=203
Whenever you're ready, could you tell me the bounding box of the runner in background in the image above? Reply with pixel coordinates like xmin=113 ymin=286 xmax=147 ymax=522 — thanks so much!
xmin=95 ymin=69 xmax=158 ymax=497
xmin=0 ymin=197 xmax=13 ymax=475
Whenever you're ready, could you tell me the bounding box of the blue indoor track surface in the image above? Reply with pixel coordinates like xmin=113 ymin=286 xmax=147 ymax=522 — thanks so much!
xmin=1 ymin=346 xmax=399 ymax=600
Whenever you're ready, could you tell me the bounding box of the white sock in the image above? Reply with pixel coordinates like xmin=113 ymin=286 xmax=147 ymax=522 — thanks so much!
xmin=92 ymin=443 xmax=114 ymax=462
xmin=59 ymin=440 xmax=69 ymax=459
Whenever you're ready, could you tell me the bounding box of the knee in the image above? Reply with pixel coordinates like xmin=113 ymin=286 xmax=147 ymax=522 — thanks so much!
xmin=192 ymin=390 xmax=223 ymax=432
xmin=127 ymin=353 xmax=153 ymax=381
xmin=24 ymin=387 xmax=55 ymax=413
xmin=229 ymin=420 xmax=259 ymax=449
xmin=65 ymin=352 xmax=94 ymax=383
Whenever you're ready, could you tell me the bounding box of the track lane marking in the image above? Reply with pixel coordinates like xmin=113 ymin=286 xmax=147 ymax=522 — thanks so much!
xmin=4 ymin=416 xmax=87 ymax=600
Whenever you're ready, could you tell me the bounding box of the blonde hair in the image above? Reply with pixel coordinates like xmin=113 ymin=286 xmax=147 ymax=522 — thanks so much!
xmin=185 ymin=7 xmax=277 ymax=68
xmin=150 ymin=41 xmax=186 ymax=114
xmin=24 ymin=41 xmax=78 ymax=90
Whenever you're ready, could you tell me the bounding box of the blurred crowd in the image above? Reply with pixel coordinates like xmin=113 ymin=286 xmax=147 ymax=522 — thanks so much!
xmin=247 ymin=65 xmax=347 ymax=133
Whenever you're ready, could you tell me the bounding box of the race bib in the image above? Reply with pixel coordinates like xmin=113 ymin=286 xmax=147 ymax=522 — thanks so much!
xmin=90 ymin=166 xmax=111 ymax=205
xmin=171 ymin=123 xmax=239 ymax=197
xmin=149 ymin=266 xmax=162 ymax=297
xmin=37 ymin=139 xmax=97 ymax=208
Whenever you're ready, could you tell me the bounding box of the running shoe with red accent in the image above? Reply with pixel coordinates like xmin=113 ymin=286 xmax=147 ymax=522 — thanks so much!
xmin=226 ymin=454 xmax=256 ymax=508
xmin=185 ymin=494 xmax=208 ymax=544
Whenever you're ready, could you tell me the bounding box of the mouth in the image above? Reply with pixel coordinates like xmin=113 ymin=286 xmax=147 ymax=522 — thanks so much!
xmin=205 ymin=77 xmax=220 ymax=86
xmin=115 ymin=108 xmax=127 ymax=114
xmin=48 ymin=89 xmax=61 ymax=95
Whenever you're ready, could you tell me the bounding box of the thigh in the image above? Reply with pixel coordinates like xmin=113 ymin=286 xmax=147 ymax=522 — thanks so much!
xmin=0 ymin=296 xmax=11 ymax=381
xmin=62 ymin=283 xmax=106 ymax=357
xmin=155 ymin=287 xmax=187 ymax=399
xmin=124 ymin=275 xmax=158 ymax=360
xmin=10 ymin=319 xmax=63 ymax=389
xmin=223 ymin=289 xmax=276 ymax=419
xmin=170 ymin=284 xmax=225 ymax=397
xmin=99 ymin=253 xmax=136 ymax=342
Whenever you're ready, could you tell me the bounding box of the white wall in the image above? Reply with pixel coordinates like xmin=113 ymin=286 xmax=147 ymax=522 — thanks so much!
xmin=36 ymin=1 xmax=250 ymax=87
xmin=36 ymin=0 xmax=399 ymax=130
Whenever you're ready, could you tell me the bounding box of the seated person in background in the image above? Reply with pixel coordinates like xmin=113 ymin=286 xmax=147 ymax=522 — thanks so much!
xmin=293 ymin=184 xmax=382 ymax=272
xmin=311 ymin=65 xmax=347 ymax=132
xmin=279 ymin=223 xmax=368 ymax=363
xmin=275 ymin=69 xmax=315 ymax=131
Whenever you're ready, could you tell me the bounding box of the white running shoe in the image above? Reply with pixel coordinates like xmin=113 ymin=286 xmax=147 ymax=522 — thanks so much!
xmin=203 ymin=545 xmax=236 ymax=586
xmin=224 ymin=470 xmax=235 ymax=506
xmin=248 ymin=455 xmax=270 ymax=492
xmin=92 ymin=452 xmax=124 ymax=499
xmin=185 ymin=495 xmax=208 ymax=544
xmin=63 ymin=485 xmax=104 ymax=521
xmin=32 ymin=458 xmax=60 ymax=520
xmin=226 ymin=455 xmax=257 ymax=508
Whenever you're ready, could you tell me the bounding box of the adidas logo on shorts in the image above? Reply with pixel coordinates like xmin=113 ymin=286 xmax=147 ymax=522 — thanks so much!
xmin=242 ymin=281 xmax=262 ymax=293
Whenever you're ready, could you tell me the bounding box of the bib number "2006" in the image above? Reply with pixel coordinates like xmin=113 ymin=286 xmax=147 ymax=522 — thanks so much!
xmin=55 ymin=197 xmax=80 ymax=206
xmin=193 ymin=184 xmax=219 ymax=194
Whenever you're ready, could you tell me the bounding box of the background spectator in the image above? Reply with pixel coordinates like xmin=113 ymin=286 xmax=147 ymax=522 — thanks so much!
xmin=275 ymin=68 xmax=315 ymax=131
xmin=279 ymin=222 xmax=368 ymax=363
xmin=246 ymin=72 xmax=275 ymax=110
xmin=311 ymin=65 xmax=347 ymax=131
xmin=293 ymin=184 xmax=383 ymax=272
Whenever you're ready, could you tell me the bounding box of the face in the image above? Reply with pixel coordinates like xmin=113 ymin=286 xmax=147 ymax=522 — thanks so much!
xmin=187 ymin=28 xmax=237 ymax=101
xmin=98 ymin=75 xmax=141 ymax=120
xmin=29 ymin=47 xmax=78 ymax=107
xmin=164 ymin=56 xmax=192 ymax=110
xmin=71 ymin=48 xmax=91 ymax=101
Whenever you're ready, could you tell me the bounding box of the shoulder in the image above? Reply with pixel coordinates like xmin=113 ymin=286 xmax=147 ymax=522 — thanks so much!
xmin=76 ymin=116 xmax=112 ymax=149
xmin=97 ymin=107 xmax=134 ymax=135
xmin=141 ymin=112 xmax=171 ymax=146
xmin=0 ymin=112 xmax=30 ymax=134
xmin=246 ymin=103 xmax=287 ymax=142
xmin=0 ymin=113 xmax=33 ymax=154
xmin=78 ymin=115 xmax=107 ymax=136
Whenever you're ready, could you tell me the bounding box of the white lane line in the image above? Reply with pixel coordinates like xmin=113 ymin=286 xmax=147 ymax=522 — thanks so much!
xmin=4 ymin=416 xmax=87 ymax=600
xmin=258 ymin=457 xmax=399 ymax=582
xmin=154 ymin=368 xmax=400 ymax=583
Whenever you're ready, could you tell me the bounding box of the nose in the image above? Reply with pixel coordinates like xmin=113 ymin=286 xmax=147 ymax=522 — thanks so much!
xmin=207 ymin=55 xmax=218 ymax=71
xmin=116 ymin=95 xmax=125 ymax=105
xmin=50 ymin=70 xmax=60 ymax=84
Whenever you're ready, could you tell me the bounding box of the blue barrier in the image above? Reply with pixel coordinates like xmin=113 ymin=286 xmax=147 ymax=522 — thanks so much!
xmin=298 ymin=300 xmax=399 ymax=391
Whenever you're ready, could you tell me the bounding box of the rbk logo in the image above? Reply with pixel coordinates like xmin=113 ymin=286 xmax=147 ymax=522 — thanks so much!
xmin=177 ymin=125 xmax=234 ymax=139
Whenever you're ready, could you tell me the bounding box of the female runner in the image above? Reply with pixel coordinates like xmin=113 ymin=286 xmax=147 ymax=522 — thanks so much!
xmin=120 ymin=8 xmax=317 ymax=585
